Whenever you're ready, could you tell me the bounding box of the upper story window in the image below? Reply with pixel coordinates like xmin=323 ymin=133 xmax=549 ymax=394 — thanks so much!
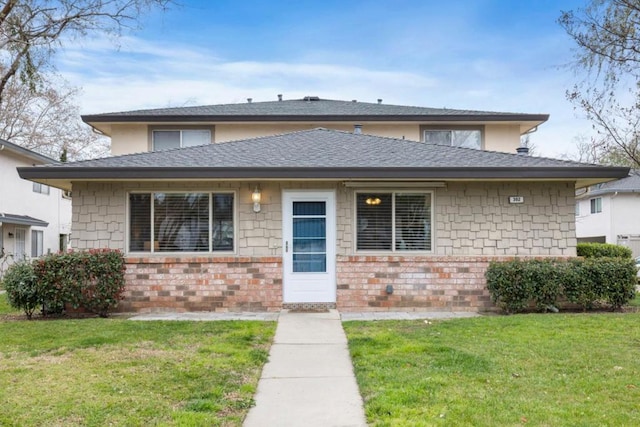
xmin=423 ymin=129 xmax=482 ymax=149
xmin=356 ymin=192 xmax=432 ymax=252
xmin=152 ymin=129 xmax=212 ymax=151
xmin=32 ymin=182 xmax=50 ymax=195
xmin=590 ymin=197 xmax=602 ymax=214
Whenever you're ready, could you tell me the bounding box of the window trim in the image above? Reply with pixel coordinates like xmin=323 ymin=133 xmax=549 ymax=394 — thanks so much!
xmin=354 ymin=190 xmax=434 ymax=254
xmin=126 ymin=190 xmax=237 ymax=255
xmin=148 ymin=125 xmax=215 ymax=151
xmin=32 ymin=182 xmax=50 ymax=195
xmin=590 ymin=197 xmax=602 ymax=214
xmin=31 ymin=229 xmax=43 ymax=258
xmin=420 ymin=125 xmax=484 ymax=149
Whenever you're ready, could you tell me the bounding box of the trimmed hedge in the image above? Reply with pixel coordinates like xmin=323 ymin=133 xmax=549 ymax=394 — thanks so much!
xmin=486 ymin=258 xmax=636 ymax=313
xmin=577 ymin=242 xmax=632 ymax=258
xmin=3 ymin=249 xmax=126 ymax=318
xmin=3 ymin=261 xmax=39 ymax=319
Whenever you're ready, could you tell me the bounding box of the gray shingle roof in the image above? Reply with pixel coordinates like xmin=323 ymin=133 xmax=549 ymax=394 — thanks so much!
xmin=82 ymin=97 xmax=548 ymax=123
xmin=18 ymin=129 xmax=628 ymax=182
xmin=586 ymin=170 xmax=640 ymax=195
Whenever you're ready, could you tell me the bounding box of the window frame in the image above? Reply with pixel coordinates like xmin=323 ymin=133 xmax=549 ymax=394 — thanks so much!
xmin=32 ymin=182 xmax=50 ymax=195
xmin=31 ymin=229 xmax=43 ymax=258
xmin=420 ymin=125 xmax=484 ymax=150
xmin=148 ymin=125 xmax=215 ymax=151
xmin=354 ymin=190 xmax=434 ymax=254
xmin=126 ymin=190 xmax=237 ymax=255
xmin=590 ymin=197 xmax=602 ymax=214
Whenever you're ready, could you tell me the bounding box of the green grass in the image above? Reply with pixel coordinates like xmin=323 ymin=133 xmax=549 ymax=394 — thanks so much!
xmin=345 ymin=314 xmax=640 ymax=426
xmin=0 ymin=317 xmax=275 ymax=426
xmin=627 ymin=292 xmax=640 ymax=308
xmin=0 ymin=292 xmax=20 ymax=315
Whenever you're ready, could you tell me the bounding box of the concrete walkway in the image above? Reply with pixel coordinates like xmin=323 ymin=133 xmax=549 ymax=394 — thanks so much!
xmin=243 ymin=310 xmax=367 ymax=427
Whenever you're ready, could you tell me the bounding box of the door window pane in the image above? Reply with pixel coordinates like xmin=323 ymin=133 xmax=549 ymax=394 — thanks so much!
xmin=293 ymin=254 xmax=326 ymax=273
xmin=292 ymin=202 xmax=327 ymax=273
xmin=293 ymin=201 xmax=326 ymax=216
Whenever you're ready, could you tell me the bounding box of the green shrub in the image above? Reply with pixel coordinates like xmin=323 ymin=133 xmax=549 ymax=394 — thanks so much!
xmin=485 ymin=259 xmax=532 ymax=313
xmin=577 ymin=242 xmax=632 ymax=258
xmin=3 ymin=261 xmax=39 ymax=319
xmin=564 ymin=258 xmax=637 ymax=310
xmin=34 ymin=249 xmax=126 ymax=317
xmin=2 ymin=250 xmax=125 ymax=318
xmin=486 ymin=257 xmax=637 ymax=313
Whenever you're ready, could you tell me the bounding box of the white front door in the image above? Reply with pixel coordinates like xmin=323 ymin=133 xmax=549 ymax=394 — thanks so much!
xmin=14 ymin=228 xmax=26 ymax=260
xmin=282 ymin=190 xmax=336 ymax=303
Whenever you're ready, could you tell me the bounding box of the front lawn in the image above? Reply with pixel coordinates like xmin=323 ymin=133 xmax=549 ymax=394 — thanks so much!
xmin=0 ymin=316 xmax=275 ymax=426
xmin=344 ymin=314 xmax=640 ymax=426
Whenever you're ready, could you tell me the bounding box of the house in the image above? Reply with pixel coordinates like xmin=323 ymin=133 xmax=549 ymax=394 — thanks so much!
xmin=0 ymin=139 xmax=72 ymax=274
xmin=576 ymin=170 xmax=640 ymax=257
xmin=17 ymin=97 xmax=629 ymax=312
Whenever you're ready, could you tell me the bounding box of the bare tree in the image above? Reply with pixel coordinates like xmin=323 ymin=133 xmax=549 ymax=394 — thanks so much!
xmin=0 ymin=73 xmax=108 ymax=160
xmin=560 ymin=0 xmax=640 ymax=167
xmin=0 ymin=0 xmax=172 ymax=105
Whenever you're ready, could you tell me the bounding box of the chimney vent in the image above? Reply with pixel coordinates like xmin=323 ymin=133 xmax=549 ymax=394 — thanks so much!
xmin=354 ymin=124 xmax=362 ymax=134
xmin=377 ymin=99 xmax=382 ymax=104
xmin=516 ymin=146 xmax=529 ymax=155
xmin=352 ymin=99 xmax=357 ymax=103
xmin=303 ymin=96 xmax=320 ymax=101
xmin=277 ymin=94 xmax=283 ymax=101
xmin=247 ymin=98 xmax=252 ymax=103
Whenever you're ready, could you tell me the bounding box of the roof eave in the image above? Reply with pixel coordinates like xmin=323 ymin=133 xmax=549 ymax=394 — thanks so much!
xmin=81 ymin=113 xmax=550 ymax=124
xmin=17 ymin=166 xmax=629 ymax=181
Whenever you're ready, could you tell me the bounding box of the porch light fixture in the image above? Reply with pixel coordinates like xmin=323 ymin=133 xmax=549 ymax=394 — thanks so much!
xmin=365 ymin=197 xmax=382 ymax=206
xmin=252 ymin=187 xmax=262 ymax=212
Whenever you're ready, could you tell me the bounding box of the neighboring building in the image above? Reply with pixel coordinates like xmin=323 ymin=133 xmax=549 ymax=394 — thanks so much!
xmin=0 ymin=139 xmax=72 ymax=274
xmin=18 ymin=97 xmax=628 ymax=312
xmin=576 ymin=170 xmax=640 ymax=257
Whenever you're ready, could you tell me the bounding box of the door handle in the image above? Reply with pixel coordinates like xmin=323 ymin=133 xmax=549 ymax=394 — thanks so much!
xmin=285 ymin=241 xmax=289 ymax=252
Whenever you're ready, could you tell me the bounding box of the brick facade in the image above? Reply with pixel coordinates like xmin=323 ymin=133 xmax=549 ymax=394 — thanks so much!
xmin=121 ymin=256 xmax=282 ymax=312
xmin=71 ymin=180 xmax=578 ymax=313
xmin=337 ymin=255 xmax=506 ymax=311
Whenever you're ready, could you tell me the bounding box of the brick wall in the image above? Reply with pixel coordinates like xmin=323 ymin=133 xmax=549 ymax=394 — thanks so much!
xmin=121 ymin=256 xmax=282 ymax=312
xmin=335 ymin=255 xmax=575 ymax=312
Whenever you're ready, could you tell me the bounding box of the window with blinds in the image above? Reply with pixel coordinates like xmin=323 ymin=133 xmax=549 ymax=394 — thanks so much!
xmin=128 ymin=192 xmax=234 ymax=253
xmin=356 ymin=192 xmax=432 ymax=252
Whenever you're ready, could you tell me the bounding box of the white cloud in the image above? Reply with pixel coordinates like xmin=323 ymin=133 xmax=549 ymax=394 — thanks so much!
xmin=57 ymin=33 xmax=592 ymax=159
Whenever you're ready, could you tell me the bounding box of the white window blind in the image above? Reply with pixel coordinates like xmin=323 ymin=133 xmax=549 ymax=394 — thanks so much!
xmin=129 ymin=192 xmax=233 ymax=253
xmin=357 ymin=192 xmax=432 ymax=252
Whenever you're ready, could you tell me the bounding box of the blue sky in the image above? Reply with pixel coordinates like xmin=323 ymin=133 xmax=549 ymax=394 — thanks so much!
xmin=57 ymin=0 xmax=590 ymax=158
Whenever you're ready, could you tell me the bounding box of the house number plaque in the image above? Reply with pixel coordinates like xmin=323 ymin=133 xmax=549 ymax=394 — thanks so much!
xmin=508 ymin=196 xmax=524 ymax=204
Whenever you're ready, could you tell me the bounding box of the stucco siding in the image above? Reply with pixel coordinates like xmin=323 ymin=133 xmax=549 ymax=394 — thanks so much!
xmin=1 ymin=151 xmax=71 ymax=263
xmin=576 ymin=192 xmax=640 ymax=244
xmin=107 ymin=123 xmax=522 ymax=155
xmin=484 ymin=124 xmax=521 ymax=153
